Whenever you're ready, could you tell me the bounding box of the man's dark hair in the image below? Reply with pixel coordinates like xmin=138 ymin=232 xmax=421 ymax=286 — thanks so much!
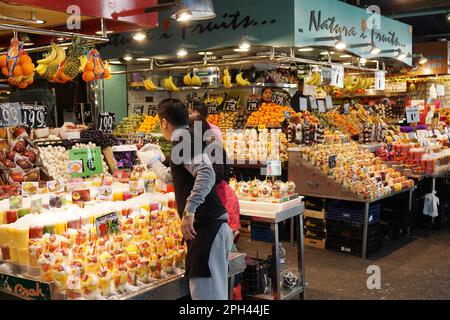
xmin=191 ymin=101 xmax=208 ymax=120
xmin=158 ymin=98 xmax=188 ymax=127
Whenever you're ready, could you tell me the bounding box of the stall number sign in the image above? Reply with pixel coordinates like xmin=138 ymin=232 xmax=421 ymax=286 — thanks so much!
xmin=20 ymin=104 xmax=47 ymax=128
xmin=74 ymin=103 xmax=93 ymax=125
xmin=328 ymin=155 xmax=337 ymax=169
xmin=331 ymin=65 xmax=344 ymax=88
xmin=223 ymin=100 xmax=238 ymax=112
xmin=406 ymin=106 xmax=420 ymax=123
xmin=132 ymin=104 xmax=144 ymax=116
xmin=207 ymin=103 xmax=219 ymax=114
xmin=0 ymin=273 xmax=52 ymax=300
xmin=147 ymin=105 xmax=158 ymax=117
xmin=96 ymin=212 xmax=120 ymax=237
xmin=68 ymin=147 xmax=103 ymax=177
xmin=270 ymin=90 xmax=290 ymax=106
xmin=98 ymin=112 xmax=115 ymax=132
xmin=247 ymin=99 xmax=259 ymax=112
xmin=375 ymin=71 xmax=386 ymax=91
xmin=266 ymin=160 xmax=282 ymax=177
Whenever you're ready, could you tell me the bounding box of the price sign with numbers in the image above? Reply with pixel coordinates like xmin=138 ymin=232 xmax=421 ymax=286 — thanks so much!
xmin=147 ymin=105 xmax=158 ymax=116
xmin=131 ymin=104 xmax=144 ymax=116
xmin=20 ymin=104 xmax=47 ymax=128
xmin=299 ymin=97 xmax=308 ymax=111
xmin=96 ymin=212 xmax=120 ymax=237
xmin=328 ymin=155 xmax=337 ymax=169
xmin=247 ymin=98 xmax=259 ymax=112
xmin=98 ymin=112 xmax=115 ymax=132
xmin=270 ymin=90 xmax=290 ymax=106
xmin=223 ymin=99 xmax=238 ymax=112
xmin=406 ymin=106 xmax=419 ymax=123
xmin=74 ymin=103 xmax=93 ymax=125
xmin=317 ymin=100 xmax=326 ymax=113
xmin=309 ymin=97 xmax=318 ymax=110
xmin=207 ymin=103 xmax=219 ymax=114
xmin=266 ymin=160 xmax=282 ymax=177
xmin=0 ymin=103 xmax=22 ymax=127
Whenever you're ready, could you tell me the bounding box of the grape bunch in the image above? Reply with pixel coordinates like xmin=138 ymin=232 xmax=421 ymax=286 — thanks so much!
xmin=80 ymin=129 xmax=120 ymax=149
xmin=114 ymin=150 xmax=139 ymax=169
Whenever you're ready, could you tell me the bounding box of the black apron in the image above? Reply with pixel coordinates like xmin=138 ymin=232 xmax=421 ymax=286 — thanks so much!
xmin=170 ymin=128 xmax=227 ymax=278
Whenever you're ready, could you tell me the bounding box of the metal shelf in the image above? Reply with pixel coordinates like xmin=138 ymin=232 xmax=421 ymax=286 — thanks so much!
xmin=128 ymin=82 xmax=298 ymax=91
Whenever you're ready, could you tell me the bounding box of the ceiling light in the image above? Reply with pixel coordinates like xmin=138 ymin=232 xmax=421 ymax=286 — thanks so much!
xmin=340 ymin=54 xmax=352 ymax=58
xmin=397 ymin=51 xmax=407 ymax=60
xmin=109 ymin=60 xmax=122 ymax=65
xmin=239 ymin=37 xmax=251 ymax=50
xmin=23 ymin=42 xmax=34 ymax=46
xmin=447 ymin=13 xmax=450 ymax=21
xmin=136 ymin=57 xmax=151 ymax=62
xmin=233 ymin=48 xmax=250 ymax=53
xmin=198 ymin=51 xmax=213 ymax=55
xmin=177 ymin=47 xmax=188 ymax=57
xmin=418 ymin=55 xmax=427 ymax=65
xmin=95 ymin=30 xmax=114 ymax=35
xmin=35 ymin=19 xmax=45 ymax=24
xmin=360 ymin=58 xmax=367 ymax=64
xmin=320 ymin=51 xmax=334 ymax=55
xmin=343 ymin=62 xmax=352 ymax=65
xmin=171 ymin=0 xmax=215 ymax=21
xmin=123 ymin=54 xmax=133 ymax=61
xmin=298 ymin=47 xmax=314 ymax=52
xmin=132 ymin=31 xmax=146 ymax=41
xmin=335 ymin=39 xmax=347 ymax=50
xmin=370 ymin=45 xmax=381 ymax=55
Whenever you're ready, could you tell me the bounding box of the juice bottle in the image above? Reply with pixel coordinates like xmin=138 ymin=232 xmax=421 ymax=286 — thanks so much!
xmin=55 ymin=221 xmax=67 ymax=235
xmin=6 ymin=210 xmax=18 ymax=224
xmin=113 ymin=191 xmax=123 ymax=202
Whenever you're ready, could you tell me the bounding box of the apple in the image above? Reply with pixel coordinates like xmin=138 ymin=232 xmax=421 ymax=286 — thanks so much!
xmin=13 ymin=127 xmax=27 ymax=138
xmin=13 ymin=141 xmax=26 ymax=153
xmin=0 ymin=153 xmax=5 ymax=161
xmin=22 ymin=150 xmax=37 ymax=162
xmin=0 ymin=141 xmax=9 ymax=152
xmin=9 ymin=172 xmax=24 ymax=183
xmin=2 ymin=159 xmax=15 ymax=168
xmin=17 ymin=159 xmax=32 ymax=169
xmin=0 ymin=128 xmax=6 ymax=140
xmin=6 ymin=151 xmax=17 ymax=161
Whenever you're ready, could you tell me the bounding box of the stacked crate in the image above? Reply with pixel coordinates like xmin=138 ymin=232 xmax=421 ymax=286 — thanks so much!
xmin=303 ymin=197 xmax=326 ymax=249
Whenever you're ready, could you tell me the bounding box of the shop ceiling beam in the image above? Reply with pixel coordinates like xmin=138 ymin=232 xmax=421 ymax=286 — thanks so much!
xmin=0 ymin=23 xmax=109 ymax=43
xmin=389 ymin=8 xmax=449 ymax=19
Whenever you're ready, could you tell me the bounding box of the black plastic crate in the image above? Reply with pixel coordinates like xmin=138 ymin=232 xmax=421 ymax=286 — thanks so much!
xmin=304 ymin=217 xmax=325 ymax=231
xmin=326 ymin=201 xmax=380 ymax=224
xmin=326 ymin=234 xmax=381 ymax=256
xmin=304 ymin=229 xmax=326 ymax=240
xmin=250 ymin=221 xmax=272 ymax=243
xmin=326 ymin=219 xmax=380 ymax=240
xmin=242 ymin=256 xmax=272 ymax=295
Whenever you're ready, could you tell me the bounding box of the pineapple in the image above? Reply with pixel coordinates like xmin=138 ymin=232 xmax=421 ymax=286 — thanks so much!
xmin=63 ymin=37 xmax=87 ymax=78
xmin=44 ymin=64 xmax=58 ymax=80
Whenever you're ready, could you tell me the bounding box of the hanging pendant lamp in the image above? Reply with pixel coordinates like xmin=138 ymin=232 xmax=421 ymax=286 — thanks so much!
xmin=171 ymin=0 xmax=216 ymax=21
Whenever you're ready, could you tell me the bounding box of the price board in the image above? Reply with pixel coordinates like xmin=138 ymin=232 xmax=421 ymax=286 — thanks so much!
xmin=299 ymin=97 xmax=308 ymax=111
xmin=68 ymin=147 xmax=103 ymax=177
xmin=309 ymin=97 xmax=318 ymax=110
xmin=74 ymin=103 xmax=93 ymax=125
xmin=325 ymin=96 xmax=333 ymax=110
xmin=0 ymin=103 xmax=22 ymax=127
xmin=96 ymin=212 xmax=120 ymax=237
xmin=328 ymin=155 xmax=337 ymax=169
xmin=98 ymin=112 xmax=115 ymax=132
xmin=270 ymin=90 xmax=290 ymax=106
xmin=207 ymin=102 xmax=219 ymax=114
xmin=247 ymin=98 xmax=259 ymax=112
xmin=317 ymin=100 xmax=326 ymax=113
xmin=20 ymin=104 xmax=47 ymax=128
xmin=223 ymin=99 xmax=238 ymax=112
xmin=147 ymin=105 xmax=158 ymax=117
xmin=131 ymin=104 xmax=144 ymax=116
xmin=321 ymin=67 xmax=332 ymax=86
xmin=406 ymin=106 xmax=420 ymax=123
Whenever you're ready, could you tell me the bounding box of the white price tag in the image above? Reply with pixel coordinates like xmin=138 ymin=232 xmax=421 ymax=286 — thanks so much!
xmin=266 ymin=160 xmax=282 ymax=177
xmin=318 ymin=100 xmax=326 ymax=113
xmin=343 ymin=103 xmax=350 ymax=114
xmin=437 ymin=85 xmax=445 ymax=97
xmin=309 ymin=97 xmax=318 ymax=110
xmin=299 ymin=97 xmax=308 ymax=111
xmin=375 ymin=71 xmax=385 ymax=90
xmin=406 ymin=106 xmax=420 ymax=123
xmin=325 ymin=96 xmax=333 ymax=110
xmin=331 ymin=65 xmax=344 ymax=88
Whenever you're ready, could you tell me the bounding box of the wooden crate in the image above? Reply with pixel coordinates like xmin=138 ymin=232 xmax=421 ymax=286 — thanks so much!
xmin=304 ymin=237 xmax=326 ymax=249
xmin=304 ymin=209 xmax=325 ymax=220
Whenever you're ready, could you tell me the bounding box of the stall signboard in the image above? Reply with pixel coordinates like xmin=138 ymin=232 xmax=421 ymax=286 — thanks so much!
xmin=68 ymin=147 xmax=103 ymax=177
xmin=410 ymin=41 xmax=449 ymax=76
xmin=294 ymin=0 xmax=413 ymax=65
xmin=0 ymin=273 xmax=52 ymax=300
xmin=385 ymin=81 xmax=407 ymax=93
xmin=100 ymin=0 xmax=412 ymax=66
xmin=74 ymin=103 xmax=93 ymax=125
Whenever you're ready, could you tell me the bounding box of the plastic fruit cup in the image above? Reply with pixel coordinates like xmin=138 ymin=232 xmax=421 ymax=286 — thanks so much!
xmin=113 ymin=191 xmax=123 ymax=202
xmin=18 ymin=208 xmax=31 ymax=219
xmin=6 ymin=210 xmax=18 ymax=224
xmin=122 ymin=191 xmax=132 ymax=201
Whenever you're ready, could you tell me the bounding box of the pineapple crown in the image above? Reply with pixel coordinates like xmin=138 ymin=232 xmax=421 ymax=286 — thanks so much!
xmin=68 ymin=36 xmax=88 ymax=57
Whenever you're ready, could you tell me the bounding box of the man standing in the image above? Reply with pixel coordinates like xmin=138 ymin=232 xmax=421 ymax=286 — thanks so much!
xmin=138 ymin=98 xmax=233 ymax=300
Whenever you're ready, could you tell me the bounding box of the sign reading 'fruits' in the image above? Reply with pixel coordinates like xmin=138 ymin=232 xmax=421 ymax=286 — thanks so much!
xmin=68 ymin=147 xmax=103 ymax=177
xmin=95 ymin=212 xmax=120 ymax=238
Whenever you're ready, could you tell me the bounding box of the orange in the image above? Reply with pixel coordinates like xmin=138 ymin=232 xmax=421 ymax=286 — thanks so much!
xmin=25 ymin=77 xmax=34 ymax=85
xmin=0 ymin=55 xmax=6 ymax=68
xmin=13 ymin=65 xmax=22 ymax=77
xmin=8 ymin=77 xmax=17 ymax=86
xmin=82 ymin=71 xmax=94 ymax=82
xmin=19 ymin=55 xmax=32 ymax=65
xmin=59 ymin=72 xmax=71 ymax=82
xmin=2 ymin=67 xmax=9 ymax=77
xmin=103 ymin=69 xmax=110 ymax=79
xmin=21 ymin=63 xmax=34 ymax=76
xmin=85 ymin=62 xmax=94 ymax=72
xmin=94 ymin=65 xmax=104 ymax=76
xmin=17 ymin=82 xmax=27 ymax=89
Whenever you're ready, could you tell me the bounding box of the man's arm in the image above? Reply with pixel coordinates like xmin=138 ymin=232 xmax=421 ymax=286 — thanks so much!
xmin=150 ymin=160 xmax=173 ymax=184
xmin=184 ymin=153 xmax=216 ymax=214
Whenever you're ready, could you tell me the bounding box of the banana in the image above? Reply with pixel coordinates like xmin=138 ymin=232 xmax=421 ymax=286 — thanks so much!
xmin=37 ymin=44 xmax=57 ymax=65
xmin=15 ymin=76 xmax=24 ymax=83
xmin=164 ymin=76 xmax=179 ymax=92
xmin=305 ymin=73 xmax=314 ymax=85
xmin=144 ymin=78 xmax=158 ymax=92
xmin=183 ymin=72 xmax=192 ymax=86
xmin=35 ymin=64 xmax=47 ymax=76
xmin=49 ymin=46 xmax=66 ymax=67
xmin=313 ymin=72 xmax=322 ymax=86
xmin=22 ymin=75 xmax=34 ymax=82
xmin=190 ymin=75 xmax=202 ymax=87
xmin=223 ymin=68 xmax=233 ymax=88
xmin=236 ymin=72 xmax=250 ymax=86
xmin=344 ymin=76 xmax=353 ymax=88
